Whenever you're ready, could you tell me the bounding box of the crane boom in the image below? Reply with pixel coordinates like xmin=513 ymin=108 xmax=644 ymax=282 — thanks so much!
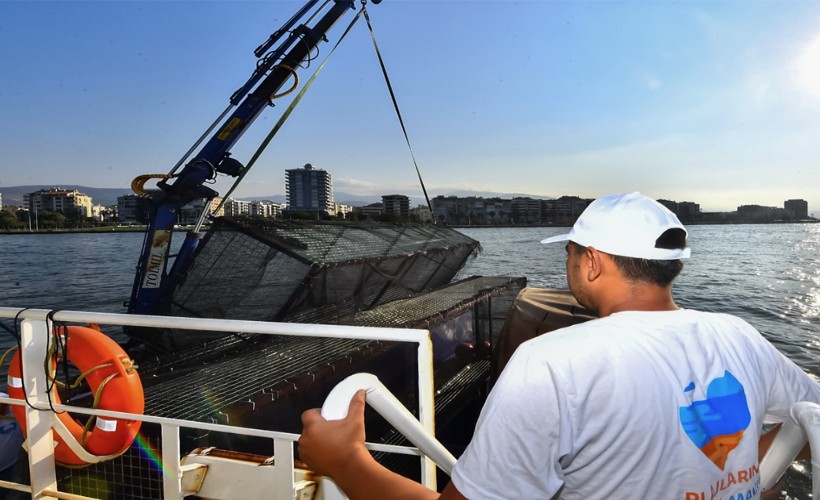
xmin=128 ymin=0 xmax=366 ymax=325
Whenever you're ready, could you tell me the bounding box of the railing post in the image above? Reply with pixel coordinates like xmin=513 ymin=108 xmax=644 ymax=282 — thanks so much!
xmin=416 ymin=331 xmax=437 ymax=489
xmin=161 ymin=424 xmax=182 ymax=499
xmin=273 ymin=438 xmax=296 ymax=499
xmin=18 ymin=316 xmax=59 ymax=497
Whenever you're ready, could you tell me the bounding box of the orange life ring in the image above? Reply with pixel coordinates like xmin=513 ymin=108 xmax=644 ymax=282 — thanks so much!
xmin=6 ymin=325 xmax=144 ymax=467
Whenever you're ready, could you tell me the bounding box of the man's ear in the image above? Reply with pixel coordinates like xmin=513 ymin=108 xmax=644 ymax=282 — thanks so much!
xmin=585 ymin=246 xmax=604 ymax=281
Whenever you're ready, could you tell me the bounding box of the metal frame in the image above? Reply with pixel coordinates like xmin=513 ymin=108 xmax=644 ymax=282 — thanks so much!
xmin=0 ymin=307 xmax=438 ymax=499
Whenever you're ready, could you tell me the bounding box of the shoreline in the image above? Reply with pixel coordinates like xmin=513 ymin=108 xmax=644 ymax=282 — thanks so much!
xmin=1 ymin=218 xmax=817 ymax=235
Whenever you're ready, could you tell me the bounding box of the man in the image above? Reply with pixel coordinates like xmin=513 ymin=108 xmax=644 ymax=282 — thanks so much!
xmin=299 ymin=192 xmax=820 ymax=499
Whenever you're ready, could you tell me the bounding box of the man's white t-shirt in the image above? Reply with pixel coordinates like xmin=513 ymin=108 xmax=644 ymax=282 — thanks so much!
xmin=451 ymin=309 xmax=820 ymax=499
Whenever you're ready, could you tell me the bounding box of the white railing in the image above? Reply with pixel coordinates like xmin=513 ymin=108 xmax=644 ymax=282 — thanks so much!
xmin=0 ymin=307 xmax=443 ymax=499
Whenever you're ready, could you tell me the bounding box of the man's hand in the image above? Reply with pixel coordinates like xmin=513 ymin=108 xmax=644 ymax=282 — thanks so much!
xmin=298 ymin=388 xmax=463 ymax=500
xmin=298 ymin=389 xmax=372 ymax=479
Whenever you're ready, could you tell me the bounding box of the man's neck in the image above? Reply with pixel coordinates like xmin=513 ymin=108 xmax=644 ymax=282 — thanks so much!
xmin=599 ymin=284 xmax=678 ymax=317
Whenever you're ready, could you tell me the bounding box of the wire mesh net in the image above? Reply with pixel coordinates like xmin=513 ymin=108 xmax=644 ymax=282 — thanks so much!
xmin=158 ymin=219 xmax=480 ymax=349
xmin=37 ymin=275 xmax=524 ymax=498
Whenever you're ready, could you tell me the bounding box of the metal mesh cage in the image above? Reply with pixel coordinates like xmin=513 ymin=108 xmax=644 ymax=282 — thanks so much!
xmin=160 ymin=219 xmax=480 ymax=348
xmin=13 ymin=276 xmax=525 ymax=499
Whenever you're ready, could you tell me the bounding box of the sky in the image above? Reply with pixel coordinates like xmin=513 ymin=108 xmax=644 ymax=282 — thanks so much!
xmin=1 ymin=1 xmax=820 ymax=213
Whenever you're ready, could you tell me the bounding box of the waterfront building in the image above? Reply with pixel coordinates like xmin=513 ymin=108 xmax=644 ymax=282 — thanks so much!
xmin=545 ymin=196 xmax=591 ymax=226
xmin=117 ymin=194 xmax=152 ymax=224
xmin=335 ymin=203 xmax=353 ymax=219
xmin=250 ymin=200 xmax=283 ymax=218
xmin=173 ymin=197 xmax=226 ymax=225
xmin=25 ymin=188 xmax=93 ymax=218
xmin=357 ymin=203 xmax=384 ymax=219
xmin=677 ymin=201 xmax=701 ymax=223
xmin=737 ymin=204 xmax=788 ymax=222
xmin=431 ymin=195 xmax=459 ymax=224
xmin=511 ymin=197 xmax=542 ymax=224
xmin=659 ymin=199 xmax=701 ymax=224
xmin=784 ymin=199 xmax=809 ymax=219
xmin=410 ymin=204 xmax=433 ymax=223
xmin=285 ymin=163 xmax=334 ymax=216
xmin=225 ymin=199 xmax=252 ymax=217
xmin=382 ymin=194 xmax=410 ymax=218
xmin=431 ymin=195 xmax=502 ymax=225
xmin=91 ymin=204 xmax=117 ymax=222
xmin=483 ymin=198 xmax=511 ymax=225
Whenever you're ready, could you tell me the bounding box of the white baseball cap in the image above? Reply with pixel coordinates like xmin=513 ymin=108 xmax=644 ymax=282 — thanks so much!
xmin=540 ymin=192 xmax=691 ymax=260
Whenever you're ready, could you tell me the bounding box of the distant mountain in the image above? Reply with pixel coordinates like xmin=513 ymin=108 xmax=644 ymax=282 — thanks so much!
xmin=0 ymin=185 xmax=132 ymax=206
xmin=437 ymin=190 xmax=554 ymax=200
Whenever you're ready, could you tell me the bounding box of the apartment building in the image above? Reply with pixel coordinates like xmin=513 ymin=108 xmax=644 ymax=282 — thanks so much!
xmin=285 ymin=163 xmax=334 ymax=216
xmin=26 ymin=188 xmax=93 ymax=217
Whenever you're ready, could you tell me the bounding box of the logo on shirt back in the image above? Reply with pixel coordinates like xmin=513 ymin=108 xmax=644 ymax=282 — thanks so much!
xmin=679 ymin=370 xmax=751 ymax=470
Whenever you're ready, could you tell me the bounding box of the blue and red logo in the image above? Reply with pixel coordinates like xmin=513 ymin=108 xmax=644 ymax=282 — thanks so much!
xmin=679 ymin=371 xmax=751 ymax=470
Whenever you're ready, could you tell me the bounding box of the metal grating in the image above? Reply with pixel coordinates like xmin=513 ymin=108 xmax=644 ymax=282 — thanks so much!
xmin=55 ymin=427 xmax=163 ymax=499
xmin=339 ymin=277 xmax=526 ymax=329
xmin=157 ymin=219 xmax=480 ymax=349
xmin=46 ymin=275 xmax=524 ymax=499
xmin=139 ymin=276 xmax=525 ymax=426
xmin=142 ymin=336 xmax=376 ymax=423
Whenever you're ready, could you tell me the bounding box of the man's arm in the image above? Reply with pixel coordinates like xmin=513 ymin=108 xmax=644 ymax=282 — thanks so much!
xmin=298 ymin=390 xmax=467 ymax=500
xmin=759 ymin=423 xmax=811 ymax=462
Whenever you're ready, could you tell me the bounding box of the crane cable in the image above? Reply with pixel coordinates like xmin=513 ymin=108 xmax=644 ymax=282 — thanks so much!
xmin=212 ymin=8 xmax=364 ymax=216
xmin=361 ymin=2 xmax=435 ymax=223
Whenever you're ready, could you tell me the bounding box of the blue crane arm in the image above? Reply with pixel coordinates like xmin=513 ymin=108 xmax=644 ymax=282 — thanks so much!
xmin=128 ymin=0 xmax=361 ymax=318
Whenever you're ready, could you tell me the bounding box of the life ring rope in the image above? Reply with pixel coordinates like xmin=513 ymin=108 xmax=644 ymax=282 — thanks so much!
xmin=0 ymin=346 xmax=17 ymax=372
xmin=45 ymin=338 xmax=139 ymax=447
xmin=6 ymin=325 xmax=144 ymax=467
xmin=80 ymin=371 xmax=118 ymax=446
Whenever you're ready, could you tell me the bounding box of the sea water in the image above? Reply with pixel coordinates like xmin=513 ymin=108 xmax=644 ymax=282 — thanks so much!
xmin=454 ymin=224 xmax=820 ymax=378
xmin=1 ymin=225 xmax=818 ymax=373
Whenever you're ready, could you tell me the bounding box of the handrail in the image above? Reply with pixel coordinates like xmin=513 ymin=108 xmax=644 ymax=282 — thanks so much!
xmin=0 ymin=307 xmax=430 ymax=343
xmin=0 ymin=307 xmax=438 ymax=498
xmin=317 ymin=373 xmax=457 ymax=500
xmin=321 ymin=373 xmax=457 ymax=473
xmin=760 ymin=401 xmax=820 ymax=497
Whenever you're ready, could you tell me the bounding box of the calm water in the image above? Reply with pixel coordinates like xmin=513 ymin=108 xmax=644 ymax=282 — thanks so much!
xmin=1 ymin=225 xmax=818 ymax=377
xmin=455 ymin=224 xmax=820 ymax=378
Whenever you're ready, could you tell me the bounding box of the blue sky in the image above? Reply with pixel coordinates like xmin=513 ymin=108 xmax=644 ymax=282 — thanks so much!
xmin=2 ymin=1 xmax=820 ymax=212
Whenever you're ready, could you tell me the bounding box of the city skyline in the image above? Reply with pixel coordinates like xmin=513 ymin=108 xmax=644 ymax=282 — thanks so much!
xmin=2 ymin=184 xmax=812 ymax=218
xmin=2 ymin=1 xmax=820 ymax=212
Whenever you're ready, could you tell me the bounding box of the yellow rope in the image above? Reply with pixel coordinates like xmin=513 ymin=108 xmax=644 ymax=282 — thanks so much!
xmin=0 ymin=345 xmax=18 ymax=370
xmin=270 ymin=64 xmax=299 ymax=99
xmin=45 ymin=357 xmax=138 ymax=443
xmin=81 ymin=371 xmax=119 ymax=445
xmin=51 ymin=362 xmax=114 ymax=390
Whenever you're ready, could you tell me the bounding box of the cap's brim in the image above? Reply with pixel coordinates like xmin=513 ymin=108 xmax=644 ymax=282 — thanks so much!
xmin=540 ymin=233 xmax=570 ymax=245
